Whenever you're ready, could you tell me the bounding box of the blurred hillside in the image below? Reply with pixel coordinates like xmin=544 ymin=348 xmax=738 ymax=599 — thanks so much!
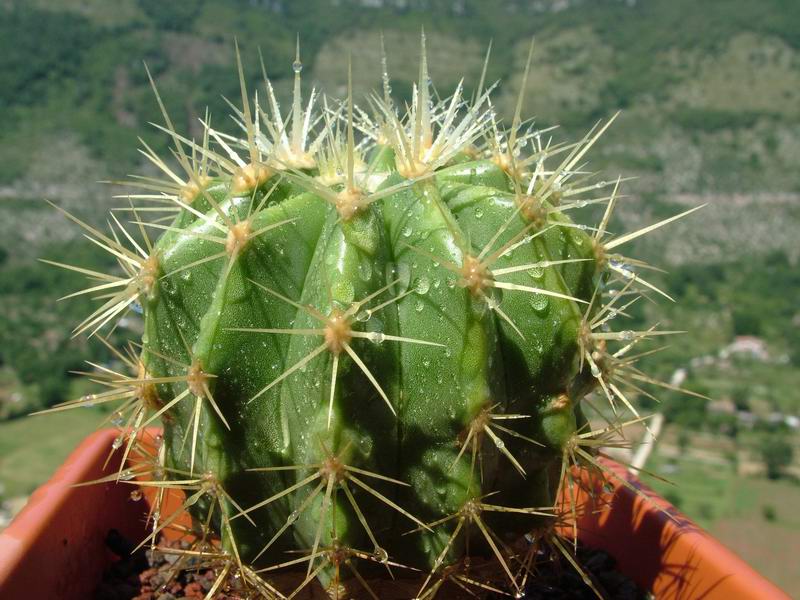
xmin=0 ymin=2 xmax=799 ymax=588
xmin=2 ymin=0 xmax=797 ymax=402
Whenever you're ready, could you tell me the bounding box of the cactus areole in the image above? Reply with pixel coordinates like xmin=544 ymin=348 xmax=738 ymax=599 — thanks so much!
xmin=46 ymin=36 xmax=703 ymax=598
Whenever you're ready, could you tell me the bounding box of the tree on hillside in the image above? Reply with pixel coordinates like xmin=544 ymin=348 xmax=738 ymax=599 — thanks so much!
xmin=759 ymin=434 xmax=794 ymax=480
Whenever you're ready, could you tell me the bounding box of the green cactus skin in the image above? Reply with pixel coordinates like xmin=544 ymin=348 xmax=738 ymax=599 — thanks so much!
xmin=45 ymin=37 xmax=703 ymax=598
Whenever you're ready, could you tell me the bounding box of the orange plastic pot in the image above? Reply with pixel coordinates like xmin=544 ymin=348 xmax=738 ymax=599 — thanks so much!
xmin=566 ymin=460 xmax=789 ymax=599
xmin=0 ymin=429 xmax=790 ymax=599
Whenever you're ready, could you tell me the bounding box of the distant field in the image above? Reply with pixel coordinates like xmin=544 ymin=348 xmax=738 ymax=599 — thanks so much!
xmin=0 ymin=407 xmax=106 ymax=498
xmin=643 ymin=446 xmax=800 ymax=595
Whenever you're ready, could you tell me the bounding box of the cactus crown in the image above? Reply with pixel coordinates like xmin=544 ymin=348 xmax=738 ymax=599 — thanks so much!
xmin=44 ymin=34 xmax=702 ymax=599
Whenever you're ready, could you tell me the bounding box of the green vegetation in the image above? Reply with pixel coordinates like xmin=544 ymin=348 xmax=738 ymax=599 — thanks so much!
xmin=1 ymin=0 xmax=798 ymax=411
xmin=0 ymin=0 xmax=797 ymax=592
xmin=644 ymin=442 xmax=800 ymax=593
xmin=760 ymin=435 xmax=795 ymax=480
xmin=0 ymin=404 xmax=109 ymax=497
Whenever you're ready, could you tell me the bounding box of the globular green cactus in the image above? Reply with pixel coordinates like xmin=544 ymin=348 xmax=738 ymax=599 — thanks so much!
xmin=45 ymin=36 xmax=702 ymax=598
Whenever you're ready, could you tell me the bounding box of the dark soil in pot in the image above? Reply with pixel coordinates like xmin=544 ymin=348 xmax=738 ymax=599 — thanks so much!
xmin=93 ymin=530 xmax=647 ymax=600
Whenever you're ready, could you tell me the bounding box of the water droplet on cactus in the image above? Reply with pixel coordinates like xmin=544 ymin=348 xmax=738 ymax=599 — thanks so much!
xmin=474 ymin=207 xmax=484 ymax=219
xmin=288 ymin=510 xmax=300 ymax=523
xmin=130 ymin=489 xmax=143 ymax=501
xmin=528 ymin=266 xmax=544 ymax=279
xmin=531 ymin=294 xmax=549 ymax=312
xmin=590 ymin=363 xmax=601 ymax=377
xmin=292 ymin=60 xmax=302 ymax=74
xmin=415 ymin=300 xmax=424 ymax=312
xmin=369 ymin=331 xmax=386 ymax=344
xmin=393 ymin=262 xmax=411 ymax=294
xmin=402 ymin=225 xmax=413 ymax=237
xmin=374 ymin=547 xmax=389 ymax=563
xmin=356 ymin=309 xmax=372 ymax=322
xmin=111 ymin=411 xmax=124 ymax=427
xmin=485 ymin=293 xmax=499 ymax=310
xmin=358 ymin=258 xmax=372 ymax=281
xmin=112 ymin=436 xmax=124 ymax=449
xmin=119 ymin=469 xmax=135 ymax=481
xmin=415 ymin=276 xmax=430 ymax=294
xmin=621 ymin=330 xmax=635 ymax=341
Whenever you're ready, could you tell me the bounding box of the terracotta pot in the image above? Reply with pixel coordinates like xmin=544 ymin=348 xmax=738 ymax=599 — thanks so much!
xmin=0 ymin=429 xmax=790 ymax=599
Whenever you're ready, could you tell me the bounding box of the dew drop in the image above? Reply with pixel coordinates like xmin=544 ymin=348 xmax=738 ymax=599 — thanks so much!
xmin=531 ymin=295 xmax=549 ymax=312
xmin=119 ymin=469 xmax=135 ymax=481
xmin=527 ymin=266 xmax=544 ymax=279
xmin=111 ymin=411 xmax=125 ymax=427
xmin=415 ymin=300 xmax=424 ymax=312
xmin=474 ymin=207 xmax=484 ymax=219
xmin=292 ymin=60 xmax=303 ymax=74
xmin=130 ymin=489 xmax=143 ymax=501
xmin=356 ymin=309 xmax=372 ymax=322
xmin=288 ymin=510 xmax=300 ymax=523
xmin=402 ymin=225 xmax=413 ymax=238
xmin=415 ymin=276 xmax=430 ymax=295
xmin=621 ymin=330 xmax=634 ymax=341
xmin=369 ymin=331 xmax=386 ymax=344
xmin=358 ymin=258 xmax=372 ymax=282
xmin=112 ymin=436 xmax=124 ymax=450
xmin=590 ymin=363 xmax=601 ymax=378
xmin=393 ymin=262 xmax=411 ymax=294
xmin=374 ymin=547 xmax=389 ymax=563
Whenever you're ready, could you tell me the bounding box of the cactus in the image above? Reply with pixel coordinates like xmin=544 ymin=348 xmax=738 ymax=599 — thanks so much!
xmin=43 ymin=35 xmax=702 ymax=599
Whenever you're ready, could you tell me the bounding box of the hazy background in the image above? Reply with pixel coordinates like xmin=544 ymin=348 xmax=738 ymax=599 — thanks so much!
xmin=0 ymin=0 xmax=798 ymax=593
